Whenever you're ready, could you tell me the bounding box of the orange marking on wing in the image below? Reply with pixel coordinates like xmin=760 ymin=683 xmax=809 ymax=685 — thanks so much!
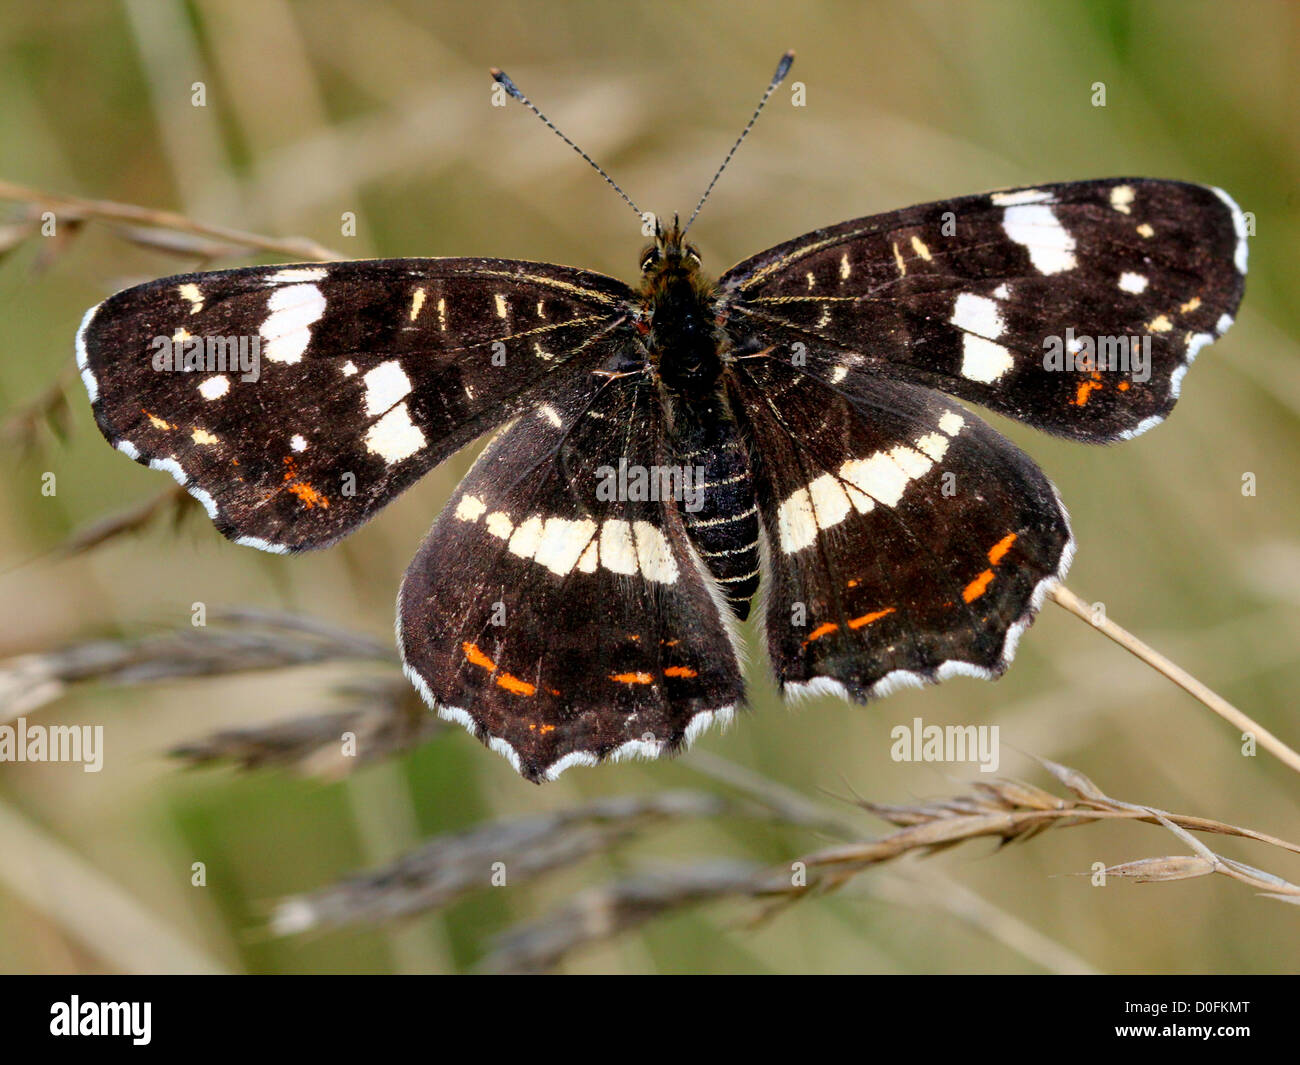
xmin=281 ymin=456 xmax=329 ymax=509
xmin=987 ymin=533 xmax=1017 ymax=566
xmin=963 ymin=569 xmax=995 ymax=603
xmin=1072 ymin=378 xmax=1104 ymax=406
xmin=462 ymin=642 xmax=497 ymax=672
xmin=528 ymin=723 xmax=556 ymax=734
xmin=846 ymin=578 xmax=859 ymax=588
xmin=288 ymin=481 xmax=328 ymax=508
xmin=848 ymin=607 xmax=895 ymax=629
xmin=628 ymin=634 xmax=641 ymax=641
xmin=664 ymin=665 xmax=698 ymax=679
xmin=610 ymin=671 xmax=654 ymax=685
xmin=662 ymin=639 xmax=679 ymax=647
xmin=497 ymin=673 xmax=536 ymax=697
xmin=802 ymin=622 xmax=839 ymax=646
xmin=142 ymin=409 xmax=173 ymax=430
xmin=1117 ymin=380 xmax=1131 ymax=391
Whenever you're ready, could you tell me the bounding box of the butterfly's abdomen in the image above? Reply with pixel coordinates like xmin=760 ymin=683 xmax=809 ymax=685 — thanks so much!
xmin=669 ymin=391 xmax=760 ymax=621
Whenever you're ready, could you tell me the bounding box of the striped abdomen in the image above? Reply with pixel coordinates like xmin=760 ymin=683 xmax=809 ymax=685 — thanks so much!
xmin=670 ymin=390 xmax=760 ymax=620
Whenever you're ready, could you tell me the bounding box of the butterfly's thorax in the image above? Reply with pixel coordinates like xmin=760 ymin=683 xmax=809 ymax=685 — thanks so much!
xmin=641 ymin=254 xmax=723 ymax=390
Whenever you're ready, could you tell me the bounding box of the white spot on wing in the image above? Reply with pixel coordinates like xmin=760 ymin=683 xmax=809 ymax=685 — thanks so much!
xmin=1109 ymin=185 xmax=1135 ymax=214
xmin=1118 ymin=272 xmax=1149 ymax=294
xmin=599 ymin=520 xmax=637 ymax=575
xmin=508 ymin=515 xmax=544 ymax=559
xmin=990 ymin=188 xmax=1052 ymax=206
xmin=260 ymin=283 xmax=326 ymax=364
xmin=840 ymin=451 xmax=915 ymax=508
xmin=960 ymin=336 xmax=1014 ymax=384
xmin=290 ymin=434 xmax=308 ymax=452
xmin=198 ymin=375 xmax=229 ymax=400
xmin=178 ymin=283 xmax=204 ymax=314
xmin=938 ymin=411 xmax=965 ymax=436
xmin=951 ymin=293 xmax=1005 ymax=339
xmin=1001 ymin=203 xmax=1077 ymax=274
xmin=533 ymin=518 xmax=598 ymax=576
xmin=364 ymin=402 xmax=425 ymax=464
xmin=455 ymin=494 xmax=487 ymax=521
xmin=632 ymin=520 xmax=678 ymax=584
xmin=362 ymin=360 xmax=412 ymax=417
xmin=266 ymin=267 xmax=327 ymax=284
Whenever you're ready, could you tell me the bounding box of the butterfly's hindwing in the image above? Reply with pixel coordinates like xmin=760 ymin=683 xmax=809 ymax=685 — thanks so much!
xmin=77 ymin=258 xmax=634 ymax=551
xmin=718 ymin=179 xmax=1246 ymax=442
xmin=729 ymin=353 xmax=1073 ymax=700
xmin=398 ymin=369 xmax=744 ymax=782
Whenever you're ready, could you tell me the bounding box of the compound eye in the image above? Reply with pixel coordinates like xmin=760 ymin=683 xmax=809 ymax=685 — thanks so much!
xmin=640 ymin=248 xmax=660 ymax=272
xmin=685 ymin=244 xmax=702 ymax=266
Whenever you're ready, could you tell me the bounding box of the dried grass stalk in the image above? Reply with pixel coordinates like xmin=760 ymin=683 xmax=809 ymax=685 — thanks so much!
xmin=479 ymin=861 xmax=767 ymax=974
xmin=0 ymin=609 xmax=392 ymax=721
xmin=271 ymin=793 xmax=769 ymax=936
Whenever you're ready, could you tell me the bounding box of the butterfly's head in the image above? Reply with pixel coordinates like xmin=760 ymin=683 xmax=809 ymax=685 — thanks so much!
xmin=638 ymin=214 xmax=705 ymax=293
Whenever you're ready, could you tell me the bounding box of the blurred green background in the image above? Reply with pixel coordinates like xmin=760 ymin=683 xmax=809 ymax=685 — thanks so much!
xmin=1 ymin=0 xmax=1297 ymax=974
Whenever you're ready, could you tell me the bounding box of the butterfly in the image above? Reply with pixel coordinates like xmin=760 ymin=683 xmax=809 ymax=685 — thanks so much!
xmin=76 ymin=53 xmax=1247 ymax=782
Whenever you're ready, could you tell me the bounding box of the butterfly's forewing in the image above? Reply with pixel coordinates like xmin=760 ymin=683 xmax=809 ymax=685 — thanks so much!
xmin=398 ymin=370 xmax=744 ymax=782
xmin=729 ymin=354 xmax=1072 ymax=699
xmin=719 ymin=179 xmax=1246 ymax=442
xmin=78 ymin=259 xmax=633 ymax=550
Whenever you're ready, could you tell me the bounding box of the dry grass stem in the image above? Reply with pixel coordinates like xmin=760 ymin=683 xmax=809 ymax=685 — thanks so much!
xmin=172 ymin=676 xmax=443 ymax=777
xmin=789 ymin=758 xmax=1300 ymax=903
xmin=1051 ymin=584 xmax=1300 ymax=775
xmin=478 ymin=861 xmax=768 ymax=974
xmin=0 ymin=179 xmax=345 ymax=263
xmin=56 ymin=485 xmax=192 ymax=556
xmin=0 ymin=609 xmax=392 ymax=721
xmin=270 ymin=793 xmax=781 ymax=936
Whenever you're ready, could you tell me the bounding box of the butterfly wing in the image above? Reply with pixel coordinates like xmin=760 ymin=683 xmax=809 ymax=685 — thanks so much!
xmin=398 ymin=368 xmax=744 ymax=782
xmin=718 ymin=179 xmax=1246 ymax=442
xmin=77 ymin=258 xmax=635 ymax=551
xmin=728 ymin=352 xmax=1072 ymax=699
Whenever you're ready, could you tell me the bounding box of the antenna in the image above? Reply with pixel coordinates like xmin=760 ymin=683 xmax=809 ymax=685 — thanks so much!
xmin=682 ymin=50 xmax=794 ymax=237
xmin=490 ymin=66 xmax=644 ymax=221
